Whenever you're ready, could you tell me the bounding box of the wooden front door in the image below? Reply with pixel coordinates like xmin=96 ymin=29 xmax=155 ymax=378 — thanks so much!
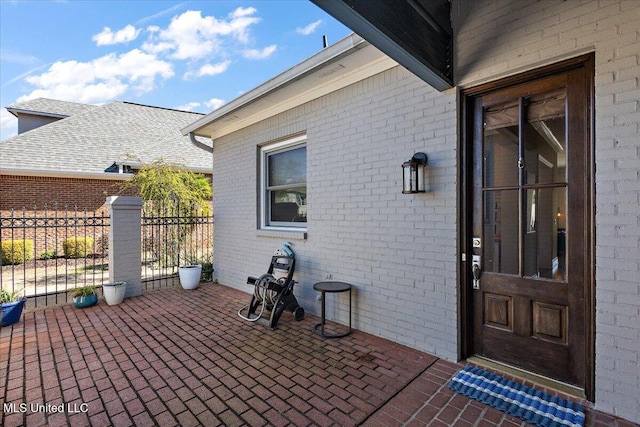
xmin=464 ymin=56 xmax=593 ymax=390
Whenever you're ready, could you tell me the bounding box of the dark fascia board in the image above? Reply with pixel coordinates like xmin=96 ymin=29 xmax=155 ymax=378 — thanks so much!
xmin=311 ymin=0 xmax=453 ymax=91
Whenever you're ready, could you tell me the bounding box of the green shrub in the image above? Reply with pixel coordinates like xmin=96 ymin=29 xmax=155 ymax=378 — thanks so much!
xmin=62 ymin=237 xmax=94 ymax=259
xmin=71 ymin=285 xmax=96 ymax=298
xmin=39 ymin=250 xmax=57 ymax=260
xmin=201 ymin=262 xmax=214 ymax=282
xmin=0 ymin=287 xmax=23 ymax=303
xmin=0 ymin=239 xmax=34 ymax=264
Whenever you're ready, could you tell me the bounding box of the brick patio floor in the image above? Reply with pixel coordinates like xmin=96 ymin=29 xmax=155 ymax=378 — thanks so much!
xmin=1 ymin=284 xmax=637 ymax=426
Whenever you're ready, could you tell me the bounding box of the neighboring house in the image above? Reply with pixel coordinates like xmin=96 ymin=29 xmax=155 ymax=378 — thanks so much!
xmin=6 ymin=98 xmax=98 ymax=135
xmin=0 ymin=98 xmax=211 ymax=213
xmin=182 ymin=0 xmax=639 ymax=423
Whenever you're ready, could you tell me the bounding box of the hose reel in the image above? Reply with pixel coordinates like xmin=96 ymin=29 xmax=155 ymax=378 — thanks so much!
xmin=237 ymin=244 xmax=305 ymax=328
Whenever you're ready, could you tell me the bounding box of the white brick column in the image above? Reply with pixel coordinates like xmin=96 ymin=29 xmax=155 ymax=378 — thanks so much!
xmin=107 ymin=196 xmax=143 ymax=298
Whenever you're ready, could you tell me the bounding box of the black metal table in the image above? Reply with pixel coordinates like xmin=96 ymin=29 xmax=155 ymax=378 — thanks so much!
xmin=312 ymin=281 xmax=352 ymax=338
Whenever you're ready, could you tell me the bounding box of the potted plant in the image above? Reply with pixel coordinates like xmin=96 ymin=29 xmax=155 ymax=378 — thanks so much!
xmin=72 ymin=286 xmax=98 ymax=309
xmin=179 ymin=264 xmax=202 ymax=289
xmin=102 ymin=281 xmax=127 ymax=305
xmin=1 ymin=287 xmax=26 ymax=327
xmin=201 ymin=261 xmax=214 ymax=282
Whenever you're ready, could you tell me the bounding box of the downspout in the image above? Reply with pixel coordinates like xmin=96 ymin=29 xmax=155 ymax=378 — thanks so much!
xmin=187 ymin=132 xmax=214 ymax=271
xmin=189 ymin=132 xmax=213 ymax=153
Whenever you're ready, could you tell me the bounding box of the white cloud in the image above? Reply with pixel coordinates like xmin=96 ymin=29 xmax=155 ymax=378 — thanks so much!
xmin=140 ymin=40 xmax=173 ymax=55
xmin=175 ymin=102 xmax=201 ymax=111
xmin=296 ymin=19 xmax=322 ymax=36
xmin=175 ymin=98 xmax=224 ymax=112
xmin=184 ymin=60 xmax=231 ymax=80
xmin=225 ymin=7 xmax=260 ymax=43
xmin=143 ymin=7 xmax=260 ymax=61
xmin=242 ymin=45 xmax=277 ymax=60
xmin=7 ymin=5 xmax=273 ymax=109
xmin=230 ymin=6 xmax=256 ymax=19
xmin=18 ymin=49 xmax=174 ymax=104
xmin=0 ymin=109 xmax=18 ymax=141
xmin=92 ymin=24 xmax=141 ymax=46
xmin=204 ymin=98 xmax=225 ymax=110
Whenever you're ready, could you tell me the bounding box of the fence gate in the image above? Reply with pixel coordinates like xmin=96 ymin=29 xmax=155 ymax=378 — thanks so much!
xmin=141 ymin=204 xmax=213 ymax=290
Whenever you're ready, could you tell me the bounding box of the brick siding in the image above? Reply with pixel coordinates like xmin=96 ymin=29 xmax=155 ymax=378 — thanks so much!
xmin=0 ymin=176 xmax=129 ymax=258
xmin=0 ymin=175 xmax=132 ymax=214
xmin=1 ymin=174 xmax=212 ymax=264
xmin=213 ymin=66 xmax=459 ymax=360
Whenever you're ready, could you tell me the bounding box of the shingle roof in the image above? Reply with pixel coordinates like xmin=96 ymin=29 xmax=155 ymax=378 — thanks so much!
xmin=0 ymin=101 xmax=210 ymax=175
xmin=6 ymin=98 xmax=98 ymax=118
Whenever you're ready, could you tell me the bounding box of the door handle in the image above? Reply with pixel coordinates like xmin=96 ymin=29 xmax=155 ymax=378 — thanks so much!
xmin=472 ymin=255 xmax=481 ymax=289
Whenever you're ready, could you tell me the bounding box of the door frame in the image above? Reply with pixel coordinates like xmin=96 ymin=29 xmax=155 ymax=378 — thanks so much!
xmin=458 ymin=54 xmax=595 ymax=400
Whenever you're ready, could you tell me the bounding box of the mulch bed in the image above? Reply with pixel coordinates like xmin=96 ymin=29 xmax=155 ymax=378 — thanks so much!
xmin=1 ymin=255 xmax=108 ymax=271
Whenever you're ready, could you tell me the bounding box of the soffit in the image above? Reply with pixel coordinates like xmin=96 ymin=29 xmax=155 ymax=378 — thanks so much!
xmin=183 ymin=34 xmax=398 ymax=139
xmin=310 ymin=0 xmax=453 ymax=91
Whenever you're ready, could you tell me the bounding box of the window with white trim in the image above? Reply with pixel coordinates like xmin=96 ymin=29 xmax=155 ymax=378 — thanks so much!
xmin=261 ymin=135 xmax=307 ymax=229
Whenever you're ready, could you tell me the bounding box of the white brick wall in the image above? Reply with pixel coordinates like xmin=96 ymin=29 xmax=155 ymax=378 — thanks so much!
xmin=212 ymin=0 xmax=638 ymax=421
xmin=454 ymin=0 xmax=640 ymax=421
xmin=212 ymin=67 xmax=459 ymax=359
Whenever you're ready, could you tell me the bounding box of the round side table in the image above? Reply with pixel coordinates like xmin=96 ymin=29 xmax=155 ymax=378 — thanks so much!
xmin=313 ymin=281 xmax=352 ymax=338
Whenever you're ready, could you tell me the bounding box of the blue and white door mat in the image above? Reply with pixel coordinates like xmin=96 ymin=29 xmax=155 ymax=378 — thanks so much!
xmin=449 ymin=365 xmax=585 ymax=427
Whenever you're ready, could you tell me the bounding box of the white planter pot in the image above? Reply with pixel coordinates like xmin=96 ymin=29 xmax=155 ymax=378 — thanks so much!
xmin=179 ymin=265 xmax=201 ymax=289
xmin=103 ymin=282 xmax=127 ymax=305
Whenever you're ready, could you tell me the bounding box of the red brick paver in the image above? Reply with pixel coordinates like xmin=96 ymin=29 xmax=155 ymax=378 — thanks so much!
xmin=1 ymin=284 xmax=637 ymax=426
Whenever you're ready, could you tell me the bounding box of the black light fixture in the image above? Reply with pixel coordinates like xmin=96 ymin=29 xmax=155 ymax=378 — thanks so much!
xmin=402 ymin=152 xmax=428 ymax=194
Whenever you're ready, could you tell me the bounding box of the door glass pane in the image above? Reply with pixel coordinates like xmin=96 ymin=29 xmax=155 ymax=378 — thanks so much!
xmin=523 ymin=187 xmax=567 ymax=281
xmin=525 ymin=89 xmax=567 ymax=184
xmin=484 ymin=126 xmax=519 ymax=188
xmin=524 ymin=117 xmax=566 ymax=184
xmin=483 ymin=190 xmax=519 ymax=275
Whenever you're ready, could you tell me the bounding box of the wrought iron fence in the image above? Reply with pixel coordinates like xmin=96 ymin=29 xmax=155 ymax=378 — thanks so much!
xmin=0 ymin=203 xmax=214 ymax=308
xmin=141 ymin=203 xmax=214 ymax=290
xmin=0 ymin=205 xmax=109 ymax=308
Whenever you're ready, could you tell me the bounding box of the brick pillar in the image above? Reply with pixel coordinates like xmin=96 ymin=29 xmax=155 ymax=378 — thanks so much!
xmin=107 ymin=196 xmax=143 ymax=298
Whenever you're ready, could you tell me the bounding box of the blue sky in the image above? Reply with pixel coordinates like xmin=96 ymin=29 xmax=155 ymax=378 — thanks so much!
xmin=0 ymin=0 xmax=351 ymax=139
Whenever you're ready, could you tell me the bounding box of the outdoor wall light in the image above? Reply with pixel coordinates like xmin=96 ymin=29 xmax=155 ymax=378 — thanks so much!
xmin=402 ymin=152 xmax=428 ymax=194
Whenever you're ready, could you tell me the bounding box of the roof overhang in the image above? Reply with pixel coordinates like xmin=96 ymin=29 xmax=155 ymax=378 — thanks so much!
xmin=310 ymin=0 xmax=453 ymax=91
xmin=0 ymin=169 xmax=132 ymax=180
xmin=114 ymin=159 xmax=212 ymax=175
xmin=6 ymin=107 xmax=68 ymax=119
xmin=181 ymin=34 xmax=398 ymax=139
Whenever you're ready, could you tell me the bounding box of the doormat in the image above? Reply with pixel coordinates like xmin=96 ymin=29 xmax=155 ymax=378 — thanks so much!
xmin=449 ymin=365 xmax=585 ymax=427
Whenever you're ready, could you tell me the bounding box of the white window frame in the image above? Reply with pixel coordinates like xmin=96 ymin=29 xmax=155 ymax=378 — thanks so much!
xmin=260 ymin=135 xmax=307 ymax=231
